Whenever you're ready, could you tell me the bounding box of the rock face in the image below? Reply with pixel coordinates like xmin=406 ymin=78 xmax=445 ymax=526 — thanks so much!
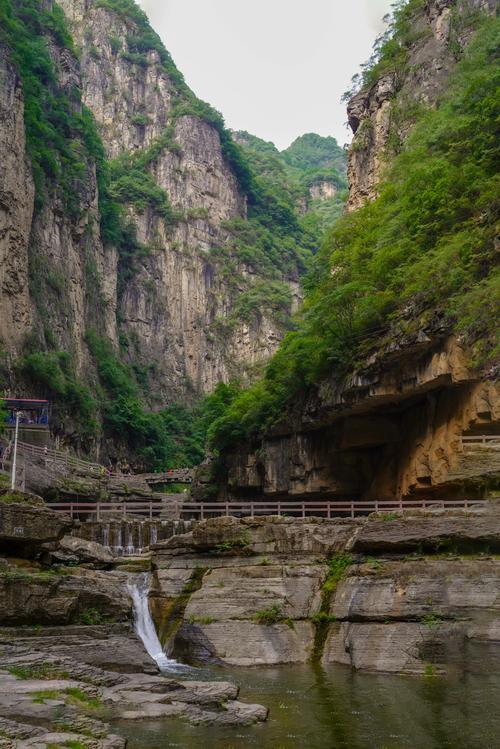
xmin=0 ymin=0 xmax=299 ymax=410
xmin=347 ymin=0 xmax=497 ymax=210
xmin=219 ymin=335 xmax=500 ymax=502
xmin=0 ymin=566 xmax=131 ymax=626
xmin=151 ymin=512 xmax=500 ymax=672
xmin=0 ymin=501 xmax=72 ymax=556
xmin=51 ymin=534 xmax=114 ymax=566
xmin=325 ymin=558 xmax=500 ymax=672
xmin=0 ymin=29 xmax=118 ymax=365
xmin=0 ymin=44 xmax=34 ymax=351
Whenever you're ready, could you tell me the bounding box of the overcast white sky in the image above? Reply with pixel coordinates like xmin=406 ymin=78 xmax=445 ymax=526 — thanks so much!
xmin=137 ymin=0 xmax=393 ymax=150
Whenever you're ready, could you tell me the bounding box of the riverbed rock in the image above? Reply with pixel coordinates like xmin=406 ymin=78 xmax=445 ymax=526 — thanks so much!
xmin=0 ymin=625 xmax=157 ymax=675
xmin=0 ymin=626 xmax=268 ymax=739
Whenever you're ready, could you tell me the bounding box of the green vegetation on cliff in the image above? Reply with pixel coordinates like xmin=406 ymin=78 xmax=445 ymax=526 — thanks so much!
xmin=85 ymin=332 xmax=206 ymax=468
xmin=91 ymin=0 xmax=325 ymax=329
xmin=209 ymin=15 xmax=500 ymax=451
xmin=0 ymin=0 xmax=146 ymax=295
xmin=345 ymin=0 xmax=428 ymax=98
xmin=235 ymin=131 xmax=348 ymax=236
xmin=0 ymin=0 xmax=91 ymax=213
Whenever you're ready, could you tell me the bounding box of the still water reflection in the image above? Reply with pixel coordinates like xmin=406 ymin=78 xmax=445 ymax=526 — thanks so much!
xmin=118 ymin=646 xmax=500 ymax=749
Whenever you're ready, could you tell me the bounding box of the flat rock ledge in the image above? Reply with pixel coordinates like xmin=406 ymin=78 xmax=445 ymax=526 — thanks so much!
xmin=0 ymin=630 xmax=267 ymax=749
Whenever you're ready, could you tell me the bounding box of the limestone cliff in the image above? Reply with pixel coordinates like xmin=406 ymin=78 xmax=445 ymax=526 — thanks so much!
xmin=57 ymin=0 xmax=304 ymax=398
xmin=347 ymin=0 xmax=497 ymax=209
xmin=0 ymin=0 xmax=311 ymax=438
xmin=0 ymin=29 xmax=117 ymax=369
xmin=152 ymin=511 xmax=500 ymax=672
xmin=212 ymin=0 xmax=499 ymax=504
xmin=218 ymin=334 xmax=500 ymax=502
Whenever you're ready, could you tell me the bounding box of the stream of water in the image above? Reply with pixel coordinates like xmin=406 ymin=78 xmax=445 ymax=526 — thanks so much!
xmin=127 ymin=573 xmax=184 ymax=673
xmin=125 ymin=577 xmax=500 ymax=748
xmin=117 ymin=647 xmax=500 ymax=748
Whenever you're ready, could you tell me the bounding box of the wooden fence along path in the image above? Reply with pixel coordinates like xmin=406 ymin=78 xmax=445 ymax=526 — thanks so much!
xmin=1 ymin=439 xmax=193 ymax=483
xmin=45 ymin=497 xmax=487 ymax=520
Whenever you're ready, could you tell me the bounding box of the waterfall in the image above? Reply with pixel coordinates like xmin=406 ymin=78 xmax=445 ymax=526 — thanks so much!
xmin=126 ymin=526 xmax=135 ymax=556
xmin=150 ymin=525 xmax=158 ymax=545
xmin=127 ymin=573 xmax=180 ymax=672
xmin=138 ymin=522 xmax=143 ymax=553
xmin=115 ymin=526 xmax=123 ymax=555
xmin=102 ymin=524 xmax=110 ymax=549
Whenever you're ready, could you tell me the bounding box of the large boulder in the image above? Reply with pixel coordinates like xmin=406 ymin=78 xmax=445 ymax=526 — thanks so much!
xmin=186 ymin=515 xmax=361 ymax=557
xmin=55 ymin=535 xmax=114 ymax=567
xmin=0 ymin=502 xmax=72 ymax=557
xmin=0 ymin=567 xmax=131 ymax=626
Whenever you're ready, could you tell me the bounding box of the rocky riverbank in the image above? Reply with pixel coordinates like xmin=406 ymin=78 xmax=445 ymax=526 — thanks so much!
xmin=0 ymin=497 xmax=268 ymax=748
xmin=151 ymin=508 xmax=500 ymax=674
xmin=2 ymin=492 xmax=500 ymax=747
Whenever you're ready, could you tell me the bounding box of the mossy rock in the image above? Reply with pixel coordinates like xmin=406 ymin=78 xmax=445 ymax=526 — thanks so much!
xmin=0 ymin=490 xmax=45 ymax=506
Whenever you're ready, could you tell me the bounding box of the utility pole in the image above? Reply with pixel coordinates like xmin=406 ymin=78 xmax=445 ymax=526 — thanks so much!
xmin=10 ymin=411 xmax=20 ymax=491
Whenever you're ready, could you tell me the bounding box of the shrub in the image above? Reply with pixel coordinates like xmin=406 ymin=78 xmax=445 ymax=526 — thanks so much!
xmin=17 ymin=352 xmax=98 ymax=439
xmin=64 ymin=687 xmax=102 ymax=709
xmin=78 ymin=608 xmax=104 ymax=625
xmin=32 ymin=689 xmax=61 ymax=704
xmin=253 ymin=604 xmax=284 ymax=625
xmin=0 ymin=0 xmax=90 ymax=213
xmin=85 ymin=331 xmax=207 ymax=469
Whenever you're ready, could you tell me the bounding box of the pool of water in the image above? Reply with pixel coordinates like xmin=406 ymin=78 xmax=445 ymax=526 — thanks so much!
xmin=116 ymin=646 xmax=500 ymax=749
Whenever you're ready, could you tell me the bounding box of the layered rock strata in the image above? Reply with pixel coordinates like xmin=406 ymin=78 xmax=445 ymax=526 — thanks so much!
xmin=218 ymin=335 xmax=500 ymax=502
xmin=0 ymin=501 xmax=268 ymax=746
xmin=151 ymin=511 xmax=500 ymax=673
xmin=0 ymin=35 xmax=117 ymax=363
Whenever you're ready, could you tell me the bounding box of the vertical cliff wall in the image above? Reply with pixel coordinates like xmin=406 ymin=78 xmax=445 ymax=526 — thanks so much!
xmin=58 ymin=0 xmax=302 ymax=399
xmin=0 ymin=20 xmax=117 ymax=372
xmin=209 ymin=0 xmax=499 ymax=503
xmin=1 ymin=0 xmax=312 ymax=432
xmin=347 ymin=0 xmax=497 ymax=210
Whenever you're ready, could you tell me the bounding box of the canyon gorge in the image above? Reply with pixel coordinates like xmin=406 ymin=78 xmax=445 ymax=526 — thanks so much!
xmin=0 ymin=0 xmax=498 ymax=747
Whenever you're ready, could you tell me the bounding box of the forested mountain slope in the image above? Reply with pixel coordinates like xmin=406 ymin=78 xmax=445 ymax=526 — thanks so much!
xmin=205 ymin=0 xmax=499 ymax=503
xmin=234 ymin=131 xmax=348 ymax=232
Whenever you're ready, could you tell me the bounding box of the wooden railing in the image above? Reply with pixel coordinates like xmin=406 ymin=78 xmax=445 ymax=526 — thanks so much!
xmin=45 ymin=497 xmax=487 ymax=521
xmin=45 ymin=501 xmax=177 ymax=520
xmin=2 ymin=440 xmax=193 ymax=483
xmin=460 ymin=435 xmax=500 ymax=450
xmin=6 ymin=439 xmax=104 ymax=476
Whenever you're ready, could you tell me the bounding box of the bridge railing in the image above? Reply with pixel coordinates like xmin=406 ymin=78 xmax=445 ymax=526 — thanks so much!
xmin=460 ymin=435 xmax=500 ymax=450
xmin=45 ymin=497 xmax=487 ymax=521
xmin=45 ymin=501 xmax=173 ymax=520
